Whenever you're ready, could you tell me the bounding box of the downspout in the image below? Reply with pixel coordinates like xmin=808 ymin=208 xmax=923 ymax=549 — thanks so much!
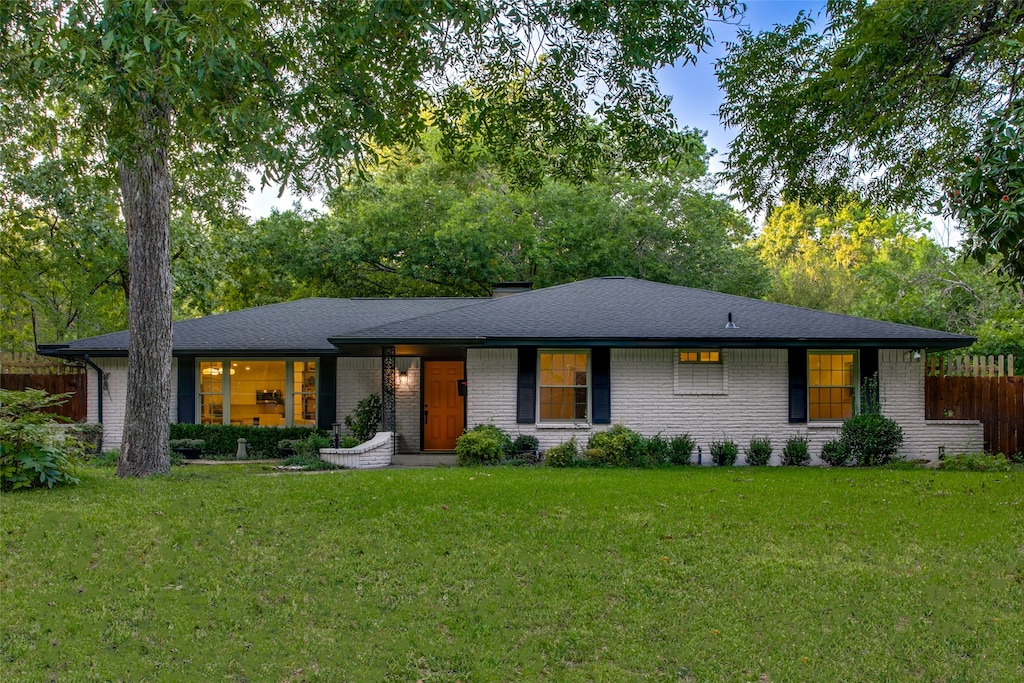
xmin=82 ymin=354 xmax=104 ymax=442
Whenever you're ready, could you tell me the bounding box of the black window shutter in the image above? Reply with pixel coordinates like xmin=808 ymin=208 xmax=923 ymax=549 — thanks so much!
xmin=317 ymin=356 xmax=337 ymax=430
xmin=591 ymin=347 xmax=611 ymax=424
xmin=176 ymin=356 xmax=196 ymax=424
xmin=860 ymin=348 xmax=879 ymax=410
xmin=788 ymin=348 xmax=808 ymax=423
xmin=516 ymin=347 xmax=536 ymax=424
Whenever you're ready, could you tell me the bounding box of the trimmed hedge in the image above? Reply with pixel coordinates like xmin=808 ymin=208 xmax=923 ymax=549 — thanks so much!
xmin=169 ymin=423 xmax=328 ymax=459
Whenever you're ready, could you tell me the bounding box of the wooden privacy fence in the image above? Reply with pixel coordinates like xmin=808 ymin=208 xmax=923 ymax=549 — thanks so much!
xmin=0 ymin=352 xmax=88 ymax=422
xmin=926 ymin=354 xmax=1022 ymax=456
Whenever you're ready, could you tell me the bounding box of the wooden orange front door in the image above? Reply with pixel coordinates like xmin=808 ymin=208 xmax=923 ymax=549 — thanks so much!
xmin=422 ymin=361 xmax=465 ymax=450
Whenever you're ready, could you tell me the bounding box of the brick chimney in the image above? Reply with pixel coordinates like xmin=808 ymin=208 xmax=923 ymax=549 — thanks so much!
xmin=491 ymin=282 xmax=533 ymax=298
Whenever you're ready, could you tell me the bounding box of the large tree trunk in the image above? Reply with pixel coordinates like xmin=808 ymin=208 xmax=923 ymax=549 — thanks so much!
xmin=116 ymin=104 xmax=173 ymax=478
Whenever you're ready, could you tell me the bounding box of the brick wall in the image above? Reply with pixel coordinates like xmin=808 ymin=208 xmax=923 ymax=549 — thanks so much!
xmin=89 ymin=358 xmax=178 ymax=452
xmin=336 ymin=357 xmax=420 ymax=453
xmin=466 ymin=347 xmax=983 ymax=463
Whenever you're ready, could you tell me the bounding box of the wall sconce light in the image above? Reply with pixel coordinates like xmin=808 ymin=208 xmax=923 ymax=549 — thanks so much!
xmin=908 ymin=349 xmax=922 ymax=361
xmin=397 ymin=370 xmax=409 ymax=387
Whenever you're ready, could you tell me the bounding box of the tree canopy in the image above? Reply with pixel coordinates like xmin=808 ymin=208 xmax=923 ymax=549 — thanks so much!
xmin=1 ymin=0 xmax=742 ymax=476
xmin=717 ymin=0 xmax=1024 ymax=284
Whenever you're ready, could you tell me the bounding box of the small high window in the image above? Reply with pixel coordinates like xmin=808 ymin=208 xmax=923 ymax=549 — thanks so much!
xmin=675 ymin=349 xmax=725 ymax=394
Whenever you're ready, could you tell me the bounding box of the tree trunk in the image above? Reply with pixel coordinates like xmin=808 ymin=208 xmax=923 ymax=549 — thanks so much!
xmin=116 ymin=104 xmax=173 ymax=478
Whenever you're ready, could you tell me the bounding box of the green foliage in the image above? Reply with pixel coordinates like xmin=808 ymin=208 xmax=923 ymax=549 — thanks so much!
xmin=280 ymin=454 xmax=343 ymax=471
xmin=293 ymin=433 xmax=331 ymax=459
xmin=87 ymin=449 xmax=120 ymax=468
xmin=820 ymin=439 xmax=852 ymax=468
xmin=168 ymin=439 xmax=205 ymax=452
xmin=939 ymin=452 xmax=1014 ymax=472
xmin=951 ymin=99 xmax=1024 ymax=287
xmin=510 ymin=434 xmax=540 ymax=455
xmin=744 ymin=436 xmax=773 ymax=466
xmin=168 ymin=424 xmax=326 ymax=459
xmin=344 ymin=394 xmax=381 ymax=442
xmin=0 ymin=389 xmax=82 ymax=491
xmin=643 ymin=434 xmax=672 ymax=467
xmin=840 ymin=414 xmax=905 ymax=467
xmin=543 ymin=438 xmax=580 ymax=468
xmin=717 ymin=0 xmax=1023 ymax=226
xmin=709 ymin=439 xmax=739 ymax=467
xmin=455 ymin=425 xmax=512 ymax=466
xmin=69 ymin=423 xmax=104 ymax=454
xmin=339 ymin=436 xmax=360 ymax=449
xmin=781 ymin=435 xmax=811 ymax=467
xmin=586 ymin=425 xmax=647 ymax=467
xmin=667 ymin=434 xmax=696 ymax=465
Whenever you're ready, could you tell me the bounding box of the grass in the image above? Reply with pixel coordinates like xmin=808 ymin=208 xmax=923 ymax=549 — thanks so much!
xmin=2 ymin=465 xmax=1022 ymax=682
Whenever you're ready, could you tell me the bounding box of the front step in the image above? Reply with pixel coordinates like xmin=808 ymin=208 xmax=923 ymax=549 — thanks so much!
xmin=391 ymin=453 xmax=458 ymax=467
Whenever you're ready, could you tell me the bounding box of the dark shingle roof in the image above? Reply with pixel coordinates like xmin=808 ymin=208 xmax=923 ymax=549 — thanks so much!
xmin=43 ymin=278 xmax=974 ymax=356
xmin=44 ymin=297 xmax=481 ymax=355
xmin=329 ymin=277 xmax=974 ymax=349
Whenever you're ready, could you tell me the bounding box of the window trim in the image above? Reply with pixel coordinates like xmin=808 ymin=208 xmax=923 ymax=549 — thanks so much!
xmin=806 ymin=349 xmax=859 ymax=422
xmin=537 ymin=349 xmax=591 ymax=425
xmin=196 ymin=357 xmax=319 ymax=428
xmin=674 ymin=348 xmax=727 ymax=395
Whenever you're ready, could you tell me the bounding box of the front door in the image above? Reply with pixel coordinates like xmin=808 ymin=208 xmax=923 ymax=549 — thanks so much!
xmin=422 ymin=361 xmax=465 ymax=450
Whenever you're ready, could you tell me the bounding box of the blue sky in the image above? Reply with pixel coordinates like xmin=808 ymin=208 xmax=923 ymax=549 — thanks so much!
xmin=246 ymin=1 xmax=828 ymax=218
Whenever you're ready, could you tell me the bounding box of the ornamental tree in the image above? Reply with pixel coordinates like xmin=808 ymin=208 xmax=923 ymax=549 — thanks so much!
xmin=1 ymin=0 xmax=739 ymax=476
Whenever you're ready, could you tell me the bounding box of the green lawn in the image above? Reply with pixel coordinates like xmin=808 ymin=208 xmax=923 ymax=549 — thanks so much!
xmin=2 ymin=466 xmax=1022 ymax=682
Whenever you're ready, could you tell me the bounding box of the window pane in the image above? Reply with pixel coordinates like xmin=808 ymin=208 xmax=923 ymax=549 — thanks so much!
xmin=808 ymin=352 xmax=856 ymax=421
xmin=292 ymin=361 xmax=317 ymax=427
xmin=200 ymin=395 xmax=222 ymax=425
xmin=539 ymin=352 xmax=589 ymax=422
xmin=230 ymin=361 xmax=286 ymax=427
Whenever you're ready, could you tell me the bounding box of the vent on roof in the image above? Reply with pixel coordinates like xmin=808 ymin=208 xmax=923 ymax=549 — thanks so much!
xmin=725 ymin=312 xmax=738 ymax=329
xmin=491 ymin=282 xmax=533 ymax=298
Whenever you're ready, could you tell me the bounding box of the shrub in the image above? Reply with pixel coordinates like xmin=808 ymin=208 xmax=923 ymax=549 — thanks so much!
xmin=169 ymin=423 xmax=327 ymax=458
xmin=643 ymin=434 xmax=672 ymax=466
xmin=710 ymin=439 xmax=739 ymax=466
xmin=456 ymin=425 xmax=511 ymax=466
xmin=509 ymin=434 xmax=541 ymax=464
xmin=294 ymin=433 xmax=331 ymax=459
xmin=939 ymin=452 xmax=1013 ymax=472
xmin=840 ymin=413 xmax=904 ymax=466
xmin=744 ymin=436 xmax=773 ymax=466
xmin=169 ymin=438 xmax=205 ymax=452
xmin=339 ymin=435 xmax=360 ymax=448
xmin=345 ymin=394 xmax=381 ymax=442
xmin=586 ymin=425 xmax=646 ymax=467
xmin=544 ymin=438 xmax=579 ymax=467
xmin=820 ymin=439 xmax=852 ymax=467
xmin=781 ymin=435 xmax=811 ymax=466
xmin=1 ymin=389 xmax=83 ymax=491
xmin=667 ymin=434 xmax=695 ymax=465
xmin=69 ymin=423 xmax=103 ymax=454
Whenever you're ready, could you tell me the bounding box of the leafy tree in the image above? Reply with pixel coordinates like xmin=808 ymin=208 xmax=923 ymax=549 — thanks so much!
xmin=216 ymin=134 xmax=767 ymax=302
xmin=756 ymin=201 xmax=1024 ymax=366
xmin=717 ymin=0 xmax=1024 ymax=284
xmin=2 ymin=0 xmax=739 ymax=476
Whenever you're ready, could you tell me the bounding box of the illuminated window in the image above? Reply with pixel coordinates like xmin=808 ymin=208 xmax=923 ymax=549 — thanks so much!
xmin=197 ymin=359 xmax=316 ymax=427
xmin=808 ymin=352 xmax=856 ymax=420
xmin=675 ymin=349 xmax=725 ymax=394
xmin=539 ymin=351 xmax=589 ymax=422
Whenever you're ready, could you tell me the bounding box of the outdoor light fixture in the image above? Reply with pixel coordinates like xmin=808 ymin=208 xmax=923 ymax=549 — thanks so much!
xmin=397 ymin=370 xmax=409 ymax=387
xmin=913 ymin=349 xmax=922 ymax=360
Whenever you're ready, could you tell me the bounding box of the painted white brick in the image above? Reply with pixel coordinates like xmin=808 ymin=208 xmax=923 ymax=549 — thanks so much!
xmin=88 ymin=358 xmax=177 ymax=452
xmin=465 ymin=347 xmax=983 ymax=464
xmin=336 ymin=357 xmax=421 ymax=453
